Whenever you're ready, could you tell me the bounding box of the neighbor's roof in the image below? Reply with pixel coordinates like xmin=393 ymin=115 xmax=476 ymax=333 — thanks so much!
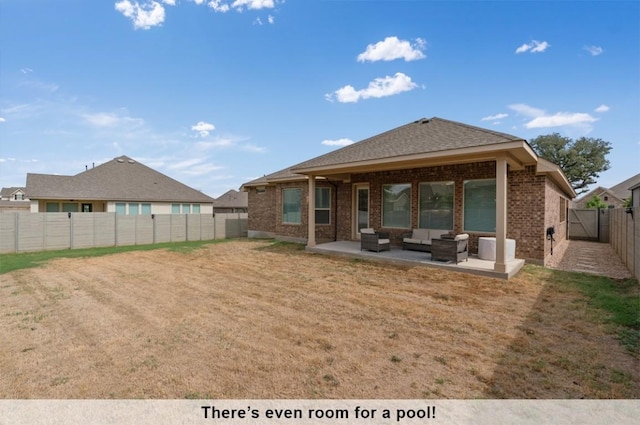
xmin=212 ymin=189 xmax=248 ymax=208
xmin=26 ymin=156 xmax=214 ymax=203
xmin=610 ymin=173 xmax=640 ymax=199
xmin=0 ymin=187 xmax=26 ymax=197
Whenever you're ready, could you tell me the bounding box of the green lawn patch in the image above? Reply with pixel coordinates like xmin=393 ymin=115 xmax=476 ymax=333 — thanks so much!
xmin=0 ymin=240 xmax=227 ymax=275
xmin=539 ymin=266 xmax=640 ymax=354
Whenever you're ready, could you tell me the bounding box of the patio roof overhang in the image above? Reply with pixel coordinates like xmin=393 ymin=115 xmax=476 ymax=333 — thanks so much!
xmin=291 ymin=140 xmax=538 ymax=180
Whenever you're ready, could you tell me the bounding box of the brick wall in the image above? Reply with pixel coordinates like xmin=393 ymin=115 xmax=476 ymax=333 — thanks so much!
xmin=247 ymin=181 xmax=338 ymax=243
xmin=247 ymin=161 xmax=564 ymax=263
xmin=247 ymin=185 xmax=276 ymax=234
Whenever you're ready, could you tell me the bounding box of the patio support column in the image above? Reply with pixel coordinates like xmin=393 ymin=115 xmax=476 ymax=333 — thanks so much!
xmin=307 ymin=175 xmax=316 ymax=247
xmin=494 ymin=154 xmax=508 ymax=273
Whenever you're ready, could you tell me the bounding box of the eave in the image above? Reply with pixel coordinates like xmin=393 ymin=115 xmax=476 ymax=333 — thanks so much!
xmin=291 ymin=141 xmax=538 ymax=177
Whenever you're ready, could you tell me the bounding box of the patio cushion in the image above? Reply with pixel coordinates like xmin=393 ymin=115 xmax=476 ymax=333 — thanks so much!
xmin=454 ymin=233 xmax=469 ymax=241
xmin=377 ymin=238 xmax=390 ymax=245
xmin=403 ymin=238 xmax=425 ymax=245
xmin=360 ymin=228 xmax=375 ymax=234
xmin=431 ymin=230 xmax=450 ymax=240
xmin=411 ymin=228 xmax=430 ymax=240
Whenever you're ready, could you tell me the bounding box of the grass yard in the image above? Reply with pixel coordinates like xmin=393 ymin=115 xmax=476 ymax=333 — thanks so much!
xmin=0 ymin=239 xmax=638 ymax=399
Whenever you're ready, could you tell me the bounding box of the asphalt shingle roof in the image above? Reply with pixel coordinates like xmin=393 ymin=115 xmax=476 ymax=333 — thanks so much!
xmin=212 ymin=189 xmax=248 ymax=208
xmin=26 ymin=155 xmax=214 ymax=203
xmin=291 ymin=117 xmax=525 ymax=171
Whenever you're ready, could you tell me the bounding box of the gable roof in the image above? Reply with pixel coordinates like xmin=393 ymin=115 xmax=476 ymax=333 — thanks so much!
xmin=212 ymin=189 xmax=248 ymax=208
xmin=609 ymin=173 xmax=640 ymax=200
xmin=243 ymin=117 xmax=576 ymax=198
xmin=26 ymin=155 xmax=214 ymax=203
xmin=575 ymin=173 xmax=640 ymax=204
xmin=0 ymin=187 xmax=26 ymax=198
xmin=291 ymin=117 xmax=535 ymax=175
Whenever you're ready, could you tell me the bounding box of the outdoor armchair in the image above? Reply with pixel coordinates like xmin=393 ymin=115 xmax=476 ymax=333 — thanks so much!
xmin=431 ymin=233 xmax=469 ymax=263
xmin=360 ymin=228 xmax=391 ymax=252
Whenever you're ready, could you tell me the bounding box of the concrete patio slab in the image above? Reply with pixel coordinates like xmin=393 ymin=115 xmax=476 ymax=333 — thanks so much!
xmin=307 ymin=241 xmax=525 ymax=279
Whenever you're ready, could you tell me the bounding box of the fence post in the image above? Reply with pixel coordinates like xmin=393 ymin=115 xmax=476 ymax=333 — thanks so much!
xmin=14 ymin=212 xmax=19 ymax=253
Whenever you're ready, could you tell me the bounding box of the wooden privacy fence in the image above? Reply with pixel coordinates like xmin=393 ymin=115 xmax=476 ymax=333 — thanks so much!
xmin=609 ymin=207 xmax=639 ymax=280
xmin=0 ymin=212 xmax=247 ymax=254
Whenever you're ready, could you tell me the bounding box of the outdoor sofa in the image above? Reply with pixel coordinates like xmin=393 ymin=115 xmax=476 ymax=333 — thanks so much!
xmin=402 ymin=228 xmax=452 ymax=252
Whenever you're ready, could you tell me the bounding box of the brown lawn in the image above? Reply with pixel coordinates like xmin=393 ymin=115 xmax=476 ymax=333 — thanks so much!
xmin=0 ymin=240 xmax=637 ymax=399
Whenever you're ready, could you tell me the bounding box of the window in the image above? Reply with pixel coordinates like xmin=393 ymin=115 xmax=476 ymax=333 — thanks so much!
xmin=62 ymin=203 xmax=77 ymax=213
xmin=559 ymin=197 xmax=567 ymax=222
xmin=14 ymin=193 xmax=23 ymax=200
xmin=282 ymin=188 xmax=302 ymax=224
xmin=46 ymin=202 xmax=59 ymax=212
xmin=419 ymin=181 xmax=454 ymax=229
xmin=256 ymin=187 xmax=266 ymax=194
xmin=171 ymin=204 xmax=180 ymax=214
xmin=82 ymin=203 xmax=92 ymax=213
xmin=192 ymin=204 xmax=200 ymax=214
xmin=182 ymin=204 xmax=191 ymax=214
xmin=115 ymin=203 xmax=126 ymax=216
xmin=129 ymin=203 xmax=139 ymax=215
xmin=141 ymin=204 xmax=151 ymax=215
xmin=382 ymin=183 xmax=411 ymax=228
xmin=315 ymin=187 xmax=331 ymax=225
xmin=463 ymin=179 xmax=496 ymax=232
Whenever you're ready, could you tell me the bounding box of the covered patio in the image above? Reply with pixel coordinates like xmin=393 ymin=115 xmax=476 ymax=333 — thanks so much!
xmin=307 ymin=240 xmax=525 ymax=279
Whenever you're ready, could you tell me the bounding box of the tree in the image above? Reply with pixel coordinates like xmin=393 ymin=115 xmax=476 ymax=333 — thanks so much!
xmin=585 ymin=195 xmax=608 ymax=209
xmin=529 ymin=133 xmax=612 ymax=194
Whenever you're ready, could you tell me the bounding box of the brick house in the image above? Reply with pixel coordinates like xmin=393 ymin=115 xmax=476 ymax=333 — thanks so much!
xmin=242 ymin=117 xmax=576 ymax=269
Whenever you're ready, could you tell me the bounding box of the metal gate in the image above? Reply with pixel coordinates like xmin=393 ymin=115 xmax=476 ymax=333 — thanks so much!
xmin=568 ymin=208 xmax=610 ymax=242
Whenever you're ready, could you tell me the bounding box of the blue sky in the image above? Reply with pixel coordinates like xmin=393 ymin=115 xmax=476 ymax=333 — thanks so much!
xmin=1 ymin=0 xmax=638 ymax=198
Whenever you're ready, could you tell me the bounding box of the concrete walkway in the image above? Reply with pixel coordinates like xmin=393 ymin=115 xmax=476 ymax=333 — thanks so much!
xmin=546 ymin=239 xmax=634 ymax=280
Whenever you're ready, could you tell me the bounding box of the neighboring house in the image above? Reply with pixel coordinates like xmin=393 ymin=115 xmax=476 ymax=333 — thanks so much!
xmin=632 ymin=182 xmax=640 ymax=208
xmin=573 ymin=173 xmax=640 ymax=208
xmin=242 ymin=117 xmax=576 ymax=269
xmin=25 ymin=155 xmax=214 ymax=215
xmin=212 ymin=189 xmax=248 ymax=213
xmin=0 ymin=187 xmax=30 ymax=213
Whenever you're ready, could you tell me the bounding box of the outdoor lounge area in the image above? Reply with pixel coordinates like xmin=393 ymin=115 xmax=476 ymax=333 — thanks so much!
xmin=308 ymin=240 xmax=525 ymax=279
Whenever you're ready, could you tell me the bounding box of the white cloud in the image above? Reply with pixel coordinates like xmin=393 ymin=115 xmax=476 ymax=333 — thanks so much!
xmin=115 ymin=0 xmax=166 ymax=30
xmin=240 ymin=143 xmax=266 ymax=153
xmin=321 ymin=138 xmax=354 ymax=147
xmin=525 ymin=112 xmax=598 ymax=129
xmin=206 ymin=0 xmax=275 ymax=12
xmin=191 ymin=121 xmax=216 ymax=137
xmin=508 ymin=103 xmax=545 ymax=118
xmin=481 ymin=113 xmax=508 ymax=121
xmin=166 ymin=157 xmax=223 ymax=175
xmin=231 ymin=0 xmax=275 ymax=10
xmin=326 ymin=73 xmax=418 ymax=103
xmin=357 ymin=36 xmax=426 ymax=62
xmin=515 ymin=40 xmax=550 ymax=54
xmin=594 ymin=104 xmax=610 ymax=113
xmin=116 ymin=0 xmax=279 ymax=28
xmin=21 ymin=68 xmax=33 ymax=74
xmin=0 ymin=117 xmax=5 ymax=123
xmin=83 ymin=112 xmax=145 ymax=128
xmin=584 ymin=45 xmax=604 ymax=56
xmin=207 ymin=0 xmax=230 ymax=12
xmin=508 ymin=103 xmax=598 ymax=131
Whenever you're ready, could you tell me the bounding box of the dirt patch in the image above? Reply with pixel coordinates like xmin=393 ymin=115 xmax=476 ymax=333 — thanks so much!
xmin=0 ymin=240 xmax=637 ymax=398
